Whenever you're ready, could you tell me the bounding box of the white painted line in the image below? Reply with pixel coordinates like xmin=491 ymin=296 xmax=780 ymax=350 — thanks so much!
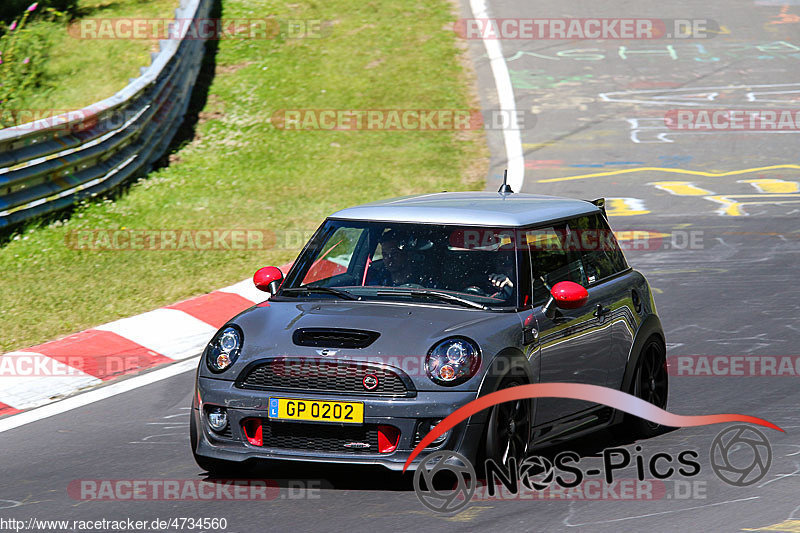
xmin=469 ymin=0 xmax=525 ymax=192
xmin=0 ymin=352 xmax=102 ymax=410
xmin=0 ymin=357 xmax=199 ymax=434
xmin=564 ymin=496 xmax=760 ymax=527
xmin=217 ymin=279 xmax=269 ymax=304
xmin=96 ymin=308 xmax=216 ymax=360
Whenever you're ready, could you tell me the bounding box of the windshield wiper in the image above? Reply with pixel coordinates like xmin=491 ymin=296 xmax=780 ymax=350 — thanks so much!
xmin=376 ymin=289 xmax=487 ymax=310
xmin=281 ymin=286 xmax=361 ymax=301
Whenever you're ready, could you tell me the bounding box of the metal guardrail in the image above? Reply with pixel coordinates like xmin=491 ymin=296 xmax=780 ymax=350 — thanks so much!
xmin=0 ymin=0 xmax=210 ymax=229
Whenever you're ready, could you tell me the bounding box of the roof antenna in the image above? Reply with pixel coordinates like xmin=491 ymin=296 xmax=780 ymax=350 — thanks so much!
xmin=498 ymin=169 xmax=514 ymax=194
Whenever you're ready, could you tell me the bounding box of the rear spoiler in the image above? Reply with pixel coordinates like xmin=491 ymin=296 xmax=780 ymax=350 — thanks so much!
xmin=589 ymin=198 xmax=607 ymax=219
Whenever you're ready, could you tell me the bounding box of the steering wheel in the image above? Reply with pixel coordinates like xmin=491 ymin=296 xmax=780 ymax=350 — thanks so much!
xmin=463 ymin=285 xmax=486 ymax=295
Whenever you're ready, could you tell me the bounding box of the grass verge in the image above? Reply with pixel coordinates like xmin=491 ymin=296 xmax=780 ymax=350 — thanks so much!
xmin=1 ymin=0 xmax=178 ymax=121
xmin=0 ymin=0 xmax=487 ymax=352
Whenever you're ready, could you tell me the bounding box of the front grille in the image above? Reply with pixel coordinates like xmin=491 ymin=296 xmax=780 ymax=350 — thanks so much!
xmin=237 ymin=358 xmax=413 ymax=397
xmin=251 ymin=419 xmax=379 ymax=454
xmin=292 ymin=328 xmax=380 ymax=349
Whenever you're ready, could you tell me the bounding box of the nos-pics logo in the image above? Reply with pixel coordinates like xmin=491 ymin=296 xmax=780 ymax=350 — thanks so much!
xmin=413 ymin=424 xmax=772 ymax=514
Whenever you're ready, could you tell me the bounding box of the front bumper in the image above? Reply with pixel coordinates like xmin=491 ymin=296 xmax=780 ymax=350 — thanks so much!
xmin=194 ymin=376 xmax=485 ymax=471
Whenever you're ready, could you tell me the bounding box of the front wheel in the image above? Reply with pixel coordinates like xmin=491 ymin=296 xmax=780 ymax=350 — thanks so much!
xmin=482 ymin=376 xmax=532 ymax=471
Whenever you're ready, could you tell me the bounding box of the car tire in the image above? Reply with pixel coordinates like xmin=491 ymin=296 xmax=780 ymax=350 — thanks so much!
xmin=620 ymin=337 xmax=669 ymax=438
xmin=190 ymin=410 xmax=239 ymax=476
xmin=480 ymin=375 xmax=532 ymax=473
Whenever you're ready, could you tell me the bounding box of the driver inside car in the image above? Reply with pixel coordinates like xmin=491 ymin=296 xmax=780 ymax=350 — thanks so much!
xmin=461 ymin=251 xmax=515 ymax=302
xmin=366 ymin=230 xmax=436 ymax=288
xmin=367 ymin=229 xmax=515 ymax=302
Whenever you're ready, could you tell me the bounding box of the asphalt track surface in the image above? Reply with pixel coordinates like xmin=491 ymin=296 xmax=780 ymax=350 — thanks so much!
xmin=2 ymin=0 xmax=800 ymax=532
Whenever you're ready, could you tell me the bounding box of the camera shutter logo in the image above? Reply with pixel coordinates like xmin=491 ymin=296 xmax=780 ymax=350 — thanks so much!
xmin=710 ymin=425 xmax=772 ymax=486
xmin=413 ymin=450 xmax=476 ymax=513
xmin=519 ymin=456 xmax=555 ymax=491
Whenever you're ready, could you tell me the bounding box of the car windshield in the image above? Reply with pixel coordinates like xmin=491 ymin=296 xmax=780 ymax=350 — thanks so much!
xmin=278 ymin=220 xmax=521 ymax=309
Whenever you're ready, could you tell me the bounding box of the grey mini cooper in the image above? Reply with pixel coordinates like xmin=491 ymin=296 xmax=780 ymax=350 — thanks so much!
xmin=191 ymin=190 xmax=667 ymax=473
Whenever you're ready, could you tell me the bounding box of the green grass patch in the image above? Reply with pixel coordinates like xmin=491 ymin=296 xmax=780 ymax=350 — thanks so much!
xmin=1 ymin=0 xmax=178 ymax=124
xmin=0 ymin=0 xmax=487 ymax=352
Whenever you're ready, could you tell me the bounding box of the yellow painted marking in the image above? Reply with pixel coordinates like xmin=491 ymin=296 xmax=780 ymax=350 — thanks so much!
xmin=606 ymin=197 xmax=650 ymax=216
xmin=647 ymin=267 xmax=728 ymax=274
xmin=522 ymin=142 xmax=556 ymax=149
xmin=706 ymin=195 xmax=745 ymax=216
xmin=537 ymin=164 xmax=800 ymax=183
xmin=651 ymin=181 xmax=713 ymax=196
xmin=742 ymin=520 xmax=800 ymax=532
xmin=739 ymin=178 xmax=800 ymax=194
xmin=700 ymin=25 xmax=732 ymax=35
xmin=444 ymin=506 xmax=493 ymax=522
xmin=652 ymin=287 xmax=663 ymax=294
xmin=705 ymin=194 xmax=800 ymax=216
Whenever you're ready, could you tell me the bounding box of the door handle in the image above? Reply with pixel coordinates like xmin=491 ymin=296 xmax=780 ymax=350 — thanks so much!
xmin=594 ymin=304 xmax=610 ymax=318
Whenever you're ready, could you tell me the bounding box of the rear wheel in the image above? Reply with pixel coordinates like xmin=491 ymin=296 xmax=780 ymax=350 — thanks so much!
xmin=622 ymin=337 xmax=669 ymax=438
xmin=482 ymin=376 xmax=532 ymax=471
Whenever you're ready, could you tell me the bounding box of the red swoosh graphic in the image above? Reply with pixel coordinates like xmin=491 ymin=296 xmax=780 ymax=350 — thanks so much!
xmin=403 ymin=383 xmax=783 ymax=472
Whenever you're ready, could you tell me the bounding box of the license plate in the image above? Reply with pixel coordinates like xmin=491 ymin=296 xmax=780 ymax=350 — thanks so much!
xmin=268 ymin=398 xmax=364 ymax=424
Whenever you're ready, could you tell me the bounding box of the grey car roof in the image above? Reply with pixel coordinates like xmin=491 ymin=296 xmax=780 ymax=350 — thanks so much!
xmin=329 ymin=191 xmax=600 ymax=227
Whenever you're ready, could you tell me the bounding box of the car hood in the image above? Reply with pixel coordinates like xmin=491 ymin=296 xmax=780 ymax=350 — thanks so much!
xmin=206 ymin=299 xmax=523 ymax=390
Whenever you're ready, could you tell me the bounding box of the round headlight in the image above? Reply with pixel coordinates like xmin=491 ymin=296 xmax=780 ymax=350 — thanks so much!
xmin=219 ymin=330 xmax=239 ymax=352
xmin=206 ymin=325 xmax=243 ymax=373
xmin=425 ymin=337 xmax=481 ymax=386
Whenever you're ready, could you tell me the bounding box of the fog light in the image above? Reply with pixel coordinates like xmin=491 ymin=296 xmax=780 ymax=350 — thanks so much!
xmin=429 ymin=419 xmax=450 ymax=446
xmin=207 ymin=407 xmax=228 ymax=432
xmin=417 ymin=419 xmax=450 ymax=448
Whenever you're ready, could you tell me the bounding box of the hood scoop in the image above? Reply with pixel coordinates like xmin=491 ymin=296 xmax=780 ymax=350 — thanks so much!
xmin=292 ymin=328 xmax=380 ymax=349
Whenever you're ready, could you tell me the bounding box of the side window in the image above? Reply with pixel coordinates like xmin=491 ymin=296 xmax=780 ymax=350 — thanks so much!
xmin=568 ymin=214 xmax=629 ymax=284
xmin=526 ymin=225 xmax=584 ymax=306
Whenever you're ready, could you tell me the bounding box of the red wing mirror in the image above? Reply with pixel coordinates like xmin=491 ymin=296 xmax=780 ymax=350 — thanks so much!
xmin=253 ymin=266 xmax=284 ymax=293
xmin=550 ymin=281 xmax=588 ymax=309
